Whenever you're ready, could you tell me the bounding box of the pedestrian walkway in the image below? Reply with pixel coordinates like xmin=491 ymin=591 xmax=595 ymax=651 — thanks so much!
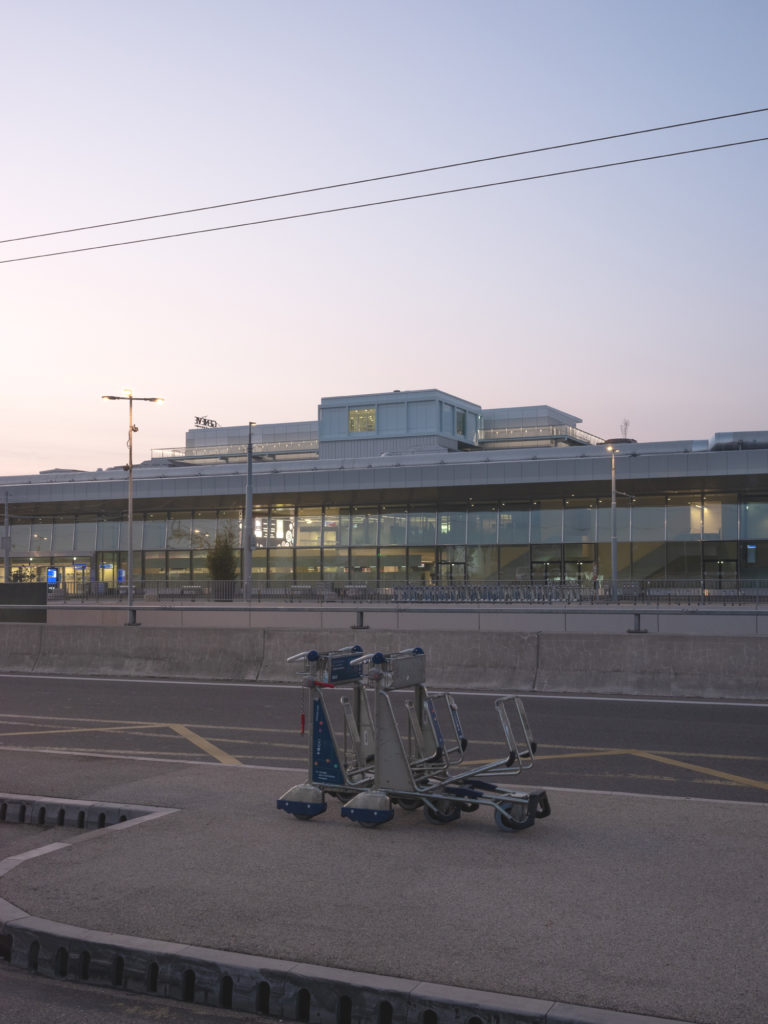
xmin=1 ymin=748 xmax=765 ymax=1024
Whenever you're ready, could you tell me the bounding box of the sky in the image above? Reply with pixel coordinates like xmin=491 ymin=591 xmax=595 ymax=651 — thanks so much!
xmin=2 ymin=0 xmax=767 ymax=475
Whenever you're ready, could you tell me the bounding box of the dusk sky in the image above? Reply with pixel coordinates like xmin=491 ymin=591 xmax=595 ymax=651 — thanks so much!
xmin=2 ymin=1 xmax=766 ymax=476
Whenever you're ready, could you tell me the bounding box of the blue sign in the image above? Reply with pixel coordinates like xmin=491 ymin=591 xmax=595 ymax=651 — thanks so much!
xmin=47 ymin=567 xmax=59 ymax=585
xmin=310 ymin=698 xmax=344 ymax=786
xmin=117 ymin=569 xmax=126 ymax=582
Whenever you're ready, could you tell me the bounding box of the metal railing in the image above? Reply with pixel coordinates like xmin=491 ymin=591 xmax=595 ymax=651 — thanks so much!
xmin=40 ymin=577 xmax=768 ymax=606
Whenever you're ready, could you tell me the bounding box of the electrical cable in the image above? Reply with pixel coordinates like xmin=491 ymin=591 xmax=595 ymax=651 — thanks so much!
xmin=1 ymin=106 xmax=766 ymax=246
xmin=1 ymin=135 xmax=766 ymax=266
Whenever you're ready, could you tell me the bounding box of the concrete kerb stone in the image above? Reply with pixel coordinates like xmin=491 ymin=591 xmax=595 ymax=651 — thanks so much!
xmin=1 ymin=905 xmax=699 ymax=1024
xmin=0 ymin=802 xmax=700 ymax=1024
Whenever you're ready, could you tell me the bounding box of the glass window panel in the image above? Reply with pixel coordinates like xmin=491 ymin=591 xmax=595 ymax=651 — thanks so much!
xmin=741 ymin=500 xmax=768 ymax=539
xmin=250 ymin=549 xmax=268 ymax=581
xmin=379 ymin=508 xmax=407 ymax=546
xmin=702 ymin=541 xmax=737 ymax=560
xmin=323 ymin=549 xmax=349 ymax=579
xmin=666 ymin=542 xmax=700 ymax=578
xmin=408 ymin=509 xmax=436 ymax=545
xmin=379 ymin=548 xmax=407 ymax=580
xmin=217 ymin=510 xmax=242 ymax=548
xmin=563 ymin=500 xmax=595 ymax=543
xmin=120 ymin=517 xmax=143 ymax=550
xmin=564 ymin=543 xmax=595 ymax=560
xmin=168 ymin=551 xmax=190 ymax=578
xmin=702 ymin=495 xmax=737 ymax=540
xmin=323 ymin=507 xmax=349 ymax=547
xmin=10 ymin=522 xmax=30 ymax=553
xmin=467 ymin=546 xmax=498 ymax=581
xmin=351 ymin=509 xmax=378 ymax=545
xmin=531 ymin=501 xmax=562 ymax=543
xmin=270 ymin=507 xmax=295 ymax=548
xmin=630 ymin=498 xmax=666 ymax=541
xmin=407 ymin=547 xmax=436 ymax=584
xmin=596 ymin=541 xmax=632 ymax=579
xmin=499 ymin=505 xmax=529 ymax=544
xmin=296 ymin=509 xmax=323 ymax=547
xmin=192 ymin=550 xmax=211 ymax=579
xmin=296 ymin=548 xmax=322 ymax=578
xmin=75 ymin=517 xmax=98 ymax=550
xmin=30 ymin=519 xmax=53 ymax=553
xmin=437 ymin=510 xmax=466 ymax=545
xmin=97 ymin=519 xmax=120 ymax=549
xmin=143 ymin=513 xmax=167 ymax=549
xmin=667 ymin=497 xmax=700 ymax=541
xmin=268 ymin=548 xmax=294 ymax=581
xmin=251 ymin=507 xmax=270 ymax=548
xmin=467 ymin=507 xmax=498 ymax=545
xmin=499 ymin=545 xmax=529 ymax=580
xmin=168 ymin=515 xmax=192 ymax=549
xmin=348 ymin=407 xmax=376 ymax=433
xmin=192 ymin=512 xmax=218 ymax=549
xmin=597 ymin=499 xmax=630 ymax=542
xmin=350 ymin=547 xmax=377 ymax=581
xmin=631 ymin=541 xmax=667 ymax=578
xmin=144 ymin=551 xmax=166 ymax=579
xmin=53 ymin=518 xmax=75 ymax=553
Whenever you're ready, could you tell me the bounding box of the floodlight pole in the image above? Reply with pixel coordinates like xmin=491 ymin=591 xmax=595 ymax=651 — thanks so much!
xmin=607 ymin=445 xmax=619 ymax=602
xmin=102 ymin=390 xmax=164 ymax=625
xmin=243 ymin=422 xmax=256 ymax=602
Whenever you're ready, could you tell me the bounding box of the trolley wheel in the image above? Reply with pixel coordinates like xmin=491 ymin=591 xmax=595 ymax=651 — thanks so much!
xmin=292 ymin=813 xmax=316 ymax=821
xmin=395 ymin=797 xmax=422 ymax=812
xmin=423 ymin=801 xmax=461 ymax=825
xmin=494 ymin=801 xmax=536 ymax=832
xmin=459 ymin=801 xmax=479 ymax=813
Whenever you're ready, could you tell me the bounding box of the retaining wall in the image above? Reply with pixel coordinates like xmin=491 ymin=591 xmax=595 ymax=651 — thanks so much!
xmin=1 ymin=623 xmax=766 ymax=699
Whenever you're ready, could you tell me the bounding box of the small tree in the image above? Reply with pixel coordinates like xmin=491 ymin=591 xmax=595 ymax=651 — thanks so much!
xmin=206 ymin=528 xmax=239 ymax=597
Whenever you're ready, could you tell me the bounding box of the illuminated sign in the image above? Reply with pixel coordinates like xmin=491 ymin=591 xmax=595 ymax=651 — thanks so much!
xmin=194 ymin=416 xmax=219 ymax=428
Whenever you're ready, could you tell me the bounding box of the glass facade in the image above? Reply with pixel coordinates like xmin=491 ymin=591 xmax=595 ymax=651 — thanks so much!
xmin=4 ymin=493 xmax=767 ymax=585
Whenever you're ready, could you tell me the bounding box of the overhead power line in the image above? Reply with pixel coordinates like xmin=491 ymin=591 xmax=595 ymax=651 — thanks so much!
xmin=1 ymin=135 xmax=766 ymax=266
xmin=1 ymin=106 xmax=767 ymax=246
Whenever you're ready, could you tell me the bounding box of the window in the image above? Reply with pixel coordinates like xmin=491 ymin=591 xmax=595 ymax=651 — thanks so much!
xmin=348 ymin=407 xmax=376 ymax=433
xmin=456 ymin=410 xmax=466 ymax=436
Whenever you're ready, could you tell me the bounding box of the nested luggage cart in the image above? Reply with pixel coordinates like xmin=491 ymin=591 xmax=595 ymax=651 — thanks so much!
xmin=277 ymin=645 xmax=551 ymax=833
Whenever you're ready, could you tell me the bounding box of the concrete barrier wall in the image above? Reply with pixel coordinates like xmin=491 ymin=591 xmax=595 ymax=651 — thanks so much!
xmin=1 ymin=622 xmax=766 ymax=699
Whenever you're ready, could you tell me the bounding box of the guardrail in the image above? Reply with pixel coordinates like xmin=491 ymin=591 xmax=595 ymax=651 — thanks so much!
xmin=36 ymin=578 xmax=768 ymax=606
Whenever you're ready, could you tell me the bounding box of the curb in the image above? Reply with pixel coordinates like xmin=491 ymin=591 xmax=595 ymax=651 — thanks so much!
xmin=0 ymin=797 xmax=695 ymax=1024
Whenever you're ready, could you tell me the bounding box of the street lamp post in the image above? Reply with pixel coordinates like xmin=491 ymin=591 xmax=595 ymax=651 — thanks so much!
xmin=243 ymin=422 xmax=257 ymax=602
xmin=606 ymin=445 xmax=619 ymax=602
xmin=102 ymin=389 xmax=164 ymax=625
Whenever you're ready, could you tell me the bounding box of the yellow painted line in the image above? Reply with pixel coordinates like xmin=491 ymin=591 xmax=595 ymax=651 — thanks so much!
xmin=0 ymin=724 xmax=161 ymax=738
xmin=168 ymin=724 xmax=242 ymax=765
xmin=629 ymin=750 xmax=768 ymax=792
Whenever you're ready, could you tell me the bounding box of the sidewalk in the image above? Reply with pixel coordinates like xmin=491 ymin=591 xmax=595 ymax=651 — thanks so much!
xmin=1 ymin=747 xmax=765 ymax=1024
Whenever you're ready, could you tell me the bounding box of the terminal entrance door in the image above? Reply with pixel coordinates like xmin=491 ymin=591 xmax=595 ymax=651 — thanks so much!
xmin=703 ymin=559 xmax=737 ymax=589
xmin=438 ymin=548 xmax=466 ymax=584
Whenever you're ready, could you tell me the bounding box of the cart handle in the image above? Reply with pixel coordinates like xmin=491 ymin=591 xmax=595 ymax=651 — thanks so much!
xmin=286 ymin=649 xmax=319 ymax=664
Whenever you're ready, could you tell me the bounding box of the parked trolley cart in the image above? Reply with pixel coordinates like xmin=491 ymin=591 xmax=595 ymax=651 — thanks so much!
xmin=276 ymin=646 xmax=551 ymax=833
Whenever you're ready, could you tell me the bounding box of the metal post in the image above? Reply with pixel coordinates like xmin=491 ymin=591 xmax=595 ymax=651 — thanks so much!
xmin=127 ymin=394 xmax=136 ymax=625
xmin=3 ymin=491 xmax=10 ymax=582
xmin=102 ymin=390 xmax=163 ymax=626
xmin=610 ymin=448 xmax=617 ymax=602
xmin=243 ymin=422 xmax=254 ymax=602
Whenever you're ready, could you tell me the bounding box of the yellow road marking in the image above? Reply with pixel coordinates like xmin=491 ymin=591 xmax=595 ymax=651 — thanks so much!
xmin=0 ymin=724 xmax=161 ymax=738
xmin=629 ymin=750 xmax=768 ymax=792
xmin=168 ymin=724 xmax=242 ymax=765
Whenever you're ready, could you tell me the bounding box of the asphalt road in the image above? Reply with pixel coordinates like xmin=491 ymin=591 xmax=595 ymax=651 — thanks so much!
xmin=1 ymin=672 xmax=766 ymax=803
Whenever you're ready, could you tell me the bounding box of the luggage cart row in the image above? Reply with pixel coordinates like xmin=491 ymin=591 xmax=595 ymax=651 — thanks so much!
xmin=276 ymin=645 xmax=551 ymax=833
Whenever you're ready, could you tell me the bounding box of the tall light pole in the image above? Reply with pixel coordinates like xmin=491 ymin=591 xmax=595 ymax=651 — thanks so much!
xmin=606 ymin=444 xmax=619 ymax=602
xmin=243 ymin=421 xmax=257 ymax=602
xmin=102 ymin=389 xmax=164 ymax=624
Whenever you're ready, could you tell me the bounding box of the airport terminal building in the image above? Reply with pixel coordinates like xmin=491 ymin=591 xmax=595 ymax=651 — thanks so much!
xmin=2 ymin=388 xmax=768 ymax=590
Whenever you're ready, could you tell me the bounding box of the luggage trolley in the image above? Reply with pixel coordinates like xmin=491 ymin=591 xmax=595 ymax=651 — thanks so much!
xmin=276 ymin=645 xmax=377 ymax=820
xmin=340 ymin=648 xmax=552 ymax=832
